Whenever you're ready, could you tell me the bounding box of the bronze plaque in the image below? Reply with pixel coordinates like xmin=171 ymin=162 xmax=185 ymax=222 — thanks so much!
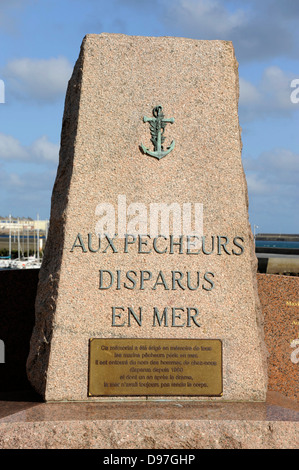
xmin=88 ymin=338 xmax=222 ymax=397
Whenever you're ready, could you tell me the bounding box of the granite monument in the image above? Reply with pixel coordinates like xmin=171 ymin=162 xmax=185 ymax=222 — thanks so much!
xmin=27 ymin=34 xmax=268 ymax=402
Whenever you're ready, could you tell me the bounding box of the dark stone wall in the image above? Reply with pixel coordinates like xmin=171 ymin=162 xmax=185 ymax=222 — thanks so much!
xmin=0 ymin=270 xmax=298 ymax=402
xmin=257 ymin=273 xmax=299 ymax=402
xmin=0 ymin=269 xmax=39 ymax=397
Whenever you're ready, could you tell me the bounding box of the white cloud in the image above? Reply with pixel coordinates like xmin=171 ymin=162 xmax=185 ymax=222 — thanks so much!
xmin=164 ymin=0 xmax=246 ymax=37
xmin=162 ymin=0 xmax=297 ymax=62
xmin=261 ymin=67 xmax=295 ymax=110
xmin=243 ymin=148 xmax=299 ymax=231
xmin=3 ymin=169 xmax=56 ymax=192
xmin=0 ymin=134 xmax=28 ymax=160
xmin=239 ymin=78 xmax=261 ymax=106
xmin=239 ymin=66 xmax=298 ymax=121
xmin=0 ymin=164 xmax=56 ymax=219
xmin=243 ymin=148 xmax=299 ymax=196
xmin=0 ymin=133 xmax=59 ymax=165
xmin=245 ymin=173 xmax=273 ymax=196
xmin=30 ymin=136 xmax=59 ymax=163
xmin=2 ymin=56 xmax=72 ymax=103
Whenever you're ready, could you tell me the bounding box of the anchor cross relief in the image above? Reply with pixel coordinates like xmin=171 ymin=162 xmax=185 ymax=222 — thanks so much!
xmin=141 ymin=105 xmax=175 ymax=160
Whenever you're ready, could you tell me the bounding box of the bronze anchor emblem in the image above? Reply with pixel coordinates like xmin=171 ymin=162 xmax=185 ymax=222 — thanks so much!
xmin=141 ymin=105 xmax=175 ymax=160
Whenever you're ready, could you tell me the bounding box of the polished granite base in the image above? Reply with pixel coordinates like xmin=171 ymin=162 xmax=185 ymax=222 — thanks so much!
xmin=0 ymin=392 xmax=298 ymax=449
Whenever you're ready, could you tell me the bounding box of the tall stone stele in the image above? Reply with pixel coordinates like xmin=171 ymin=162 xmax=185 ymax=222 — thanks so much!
xmin=27 ymin=34 xmax=268 ymax=402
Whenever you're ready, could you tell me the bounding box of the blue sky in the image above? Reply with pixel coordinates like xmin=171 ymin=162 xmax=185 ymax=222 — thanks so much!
xmin=0 ymin=0 xmax=298 ymax=233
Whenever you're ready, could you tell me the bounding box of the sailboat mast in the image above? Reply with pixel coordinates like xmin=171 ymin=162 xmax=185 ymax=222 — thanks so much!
xmin=27 ymin=226 xmax=29 ymax=258
xmin=37 ymin=213 xmax=40 ymax=262
xmin=9 ymin=214 xmax=11 ymax=260
xmin=17 ymin=218 xmax=20 ymax=259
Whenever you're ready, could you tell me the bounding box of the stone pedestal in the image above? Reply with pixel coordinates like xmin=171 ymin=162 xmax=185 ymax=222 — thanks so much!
xmin=0 ymin=393 xmax=298 ymax=449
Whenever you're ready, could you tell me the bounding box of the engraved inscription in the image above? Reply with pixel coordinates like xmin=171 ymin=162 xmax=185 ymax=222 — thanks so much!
xmin=89 ymin=338 xmax=222 ymax=397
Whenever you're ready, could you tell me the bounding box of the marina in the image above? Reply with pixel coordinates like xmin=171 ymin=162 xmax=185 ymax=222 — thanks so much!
xmin=0 ymin=215 xmax=48 ymax=270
